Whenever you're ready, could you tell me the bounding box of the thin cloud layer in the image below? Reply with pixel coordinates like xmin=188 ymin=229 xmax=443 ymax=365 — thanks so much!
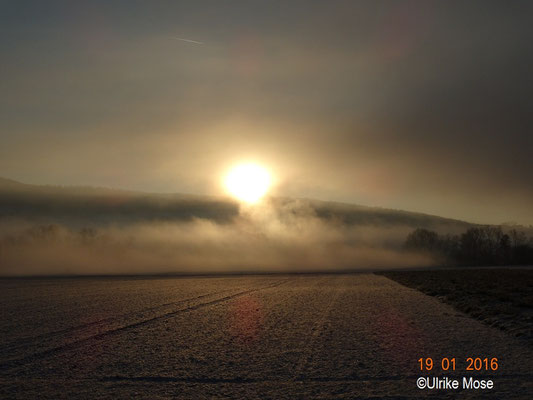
xmin=1 ymin=2 xmax=532 ymax=224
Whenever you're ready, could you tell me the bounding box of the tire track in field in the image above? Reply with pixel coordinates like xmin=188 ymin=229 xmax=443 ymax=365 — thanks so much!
xmin=0 ymin=279 xmax=289 ymax=372
xmin=291 ymin=276 xmax=344 ymax=381
xmin=2 ymin=290 xmax=232 ymax=357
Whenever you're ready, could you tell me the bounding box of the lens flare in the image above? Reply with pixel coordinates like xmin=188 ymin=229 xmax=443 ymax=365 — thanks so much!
xmin=224 ymin=163 xmax=271 ymax=203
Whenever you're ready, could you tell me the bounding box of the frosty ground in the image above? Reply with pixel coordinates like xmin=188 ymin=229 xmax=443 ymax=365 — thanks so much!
xmin=1 ymin=274 xmax=532 ymax=399
xmin=379 ymin=268 xmax=533 ymax=343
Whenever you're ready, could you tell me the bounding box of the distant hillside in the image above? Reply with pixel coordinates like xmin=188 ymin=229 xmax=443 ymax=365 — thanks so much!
xmin=0 ymin=177 xmax=25 ymax=187
xmin=309 ymin=200 xmax=472 ymax=231
xmin=0 ymin=177 xmax=473 ymax=231
xmin=0 ymin=177 xmax=238 ymax=226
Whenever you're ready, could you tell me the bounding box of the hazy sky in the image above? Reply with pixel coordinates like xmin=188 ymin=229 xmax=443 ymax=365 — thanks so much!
xmin=1 ymin=1 xmax=532 ymax=225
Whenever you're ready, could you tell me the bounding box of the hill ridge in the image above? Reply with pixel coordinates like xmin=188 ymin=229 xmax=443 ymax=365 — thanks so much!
xmin=0 ymin=176 xmax=473 ymax=230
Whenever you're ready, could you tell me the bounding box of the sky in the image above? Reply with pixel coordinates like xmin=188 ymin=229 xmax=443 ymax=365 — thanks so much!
xmin=1 ymin=1 xmax=532 ymax=225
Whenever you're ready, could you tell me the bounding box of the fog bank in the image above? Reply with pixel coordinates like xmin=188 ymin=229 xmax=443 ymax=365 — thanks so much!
xmin=0 ymin=200 xmax=434 ymax=276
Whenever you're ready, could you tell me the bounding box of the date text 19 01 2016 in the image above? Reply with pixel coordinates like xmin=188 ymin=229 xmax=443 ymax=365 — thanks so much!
xmin=418 ymin=357 xmax=498 ymax=371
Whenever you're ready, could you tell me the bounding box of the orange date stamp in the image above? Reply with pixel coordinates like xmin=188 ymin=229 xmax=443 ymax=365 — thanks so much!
xmin=418 ymin=357 xmax=499 ymax=371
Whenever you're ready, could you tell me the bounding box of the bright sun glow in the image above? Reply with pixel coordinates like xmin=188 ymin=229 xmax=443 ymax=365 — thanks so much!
xmin=224 ymin=163 xmax=271 ymax=203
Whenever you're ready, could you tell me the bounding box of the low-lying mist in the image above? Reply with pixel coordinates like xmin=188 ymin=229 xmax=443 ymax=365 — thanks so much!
xmin=0 ymin=199 xmax=435 ymax=276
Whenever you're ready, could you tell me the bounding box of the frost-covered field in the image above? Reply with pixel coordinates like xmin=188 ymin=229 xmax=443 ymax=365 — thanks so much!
xmin=378 ymin=268 xmax=533 ymax=343
xmin=1 ymin=274 xmax=532 ymax=399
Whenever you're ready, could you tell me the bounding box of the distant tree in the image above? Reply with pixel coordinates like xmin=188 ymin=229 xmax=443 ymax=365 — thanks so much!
xmin=27 ymin=224 xmax=61 ymax=241
xmin=458 ymin=226 xmax=504 ymax=266
xmin=438 ymin=234 xmax=461 ymax=263
xmin=404 ymin=228 xmax=440 ymax=253
xmin=79 ymin=227 xmax=97 ymax=243
xmin=509 ymin=229 xmax=527 ymax=247
xmin=404 ymin=226 xmax=533 ymax=267
xmin=499 ymin=234 xmax=511 ymax=264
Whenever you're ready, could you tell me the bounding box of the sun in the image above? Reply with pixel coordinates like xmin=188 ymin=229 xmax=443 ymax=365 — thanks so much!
xmin=224 ymin=163 xmax=271 ymax=203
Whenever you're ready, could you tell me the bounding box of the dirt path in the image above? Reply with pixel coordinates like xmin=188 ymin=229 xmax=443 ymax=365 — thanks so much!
xmin=1 ymin=274 xmax=532 ymax=399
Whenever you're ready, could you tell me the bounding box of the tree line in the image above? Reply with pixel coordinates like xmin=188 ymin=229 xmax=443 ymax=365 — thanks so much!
xmin=405 ymin=226 xmax=533 ymax=266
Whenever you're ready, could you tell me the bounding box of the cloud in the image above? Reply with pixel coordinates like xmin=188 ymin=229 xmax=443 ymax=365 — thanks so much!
xmin=174 ymin=37 xmax=204 ymax=45
xmin=1 ymin=2 xmax=532 ymax=224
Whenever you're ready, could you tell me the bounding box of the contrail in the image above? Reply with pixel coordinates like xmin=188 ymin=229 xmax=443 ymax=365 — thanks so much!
xmin=174 ymin=37 xmax=204 ymax=45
